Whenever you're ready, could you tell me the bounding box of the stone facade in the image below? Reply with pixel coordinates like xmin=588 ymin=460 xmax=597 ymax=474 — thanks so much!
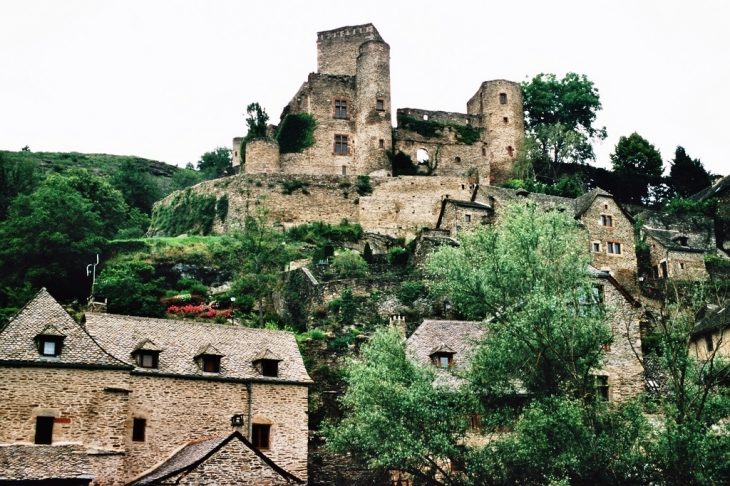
xmin=0 ymin=289 xmax=310 ymax=485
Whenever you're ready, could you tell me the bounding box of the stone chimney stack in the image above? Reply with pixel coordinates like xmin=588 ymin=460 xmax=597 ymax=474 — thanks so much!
xmin=389 ymin=315 xmax=406 ymax=338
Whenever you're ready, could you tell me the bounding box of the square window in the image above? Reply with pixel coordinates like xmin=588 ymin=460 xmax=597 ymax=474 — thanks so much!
xmin=503 ymin=117 xmax=508 ymax=124
xmin=42 ymin=340 xmax=57 ymax=356
xmin=252 ymin=424 xmax=270 ymax=450
xmin=379 ymin=139 xmax=384 ymax=149
xmin=140 ymin=352 xmax=158 ymax=369
xmin=376 ymin=99 xmax=384 ymax=111
xmin=439 ymin=356 xmax=450 ymax=368
xmin=499 ymin=93 xmax=507 ymax=104
xmin=601 ymin=215 xmax=613 ymax=227
xmin=35 ymin=416 xmax=54 ymax=445
xmin=592 ymin=242 xmax=600 ymax=252
xmin=335 ymin=135 xmax=348 ymax=155
xmin=464 ymin=214 xmax=471 ymax=222
xmin=132 ymin=418 xmax=146 ymax=442
xmin=202 ymin=356 xmax=221 ymax=373
xmin=334 ymin=99 xmax=348 ymax=118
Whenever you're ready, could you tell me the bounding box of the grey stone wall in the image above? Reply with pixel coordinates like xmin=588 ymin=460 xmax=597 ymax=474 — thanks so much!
xmin=245 ymin=138 xmax=281 ymax=174
xmin=317 ymin=24 xmax=382 ymax=76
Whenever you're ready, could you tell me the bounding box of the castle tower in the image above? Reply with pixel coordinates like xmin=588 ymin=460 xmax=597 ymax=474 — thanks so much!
xmin=317 ymin=24 xmax=383 ymax=76
xmin=354 ymin=39 xmax=392 ymax=175
xmin=467 ymin=80 xmax=524 ymax=185
xmin=244 ymin=138 xmax=281 ymax=174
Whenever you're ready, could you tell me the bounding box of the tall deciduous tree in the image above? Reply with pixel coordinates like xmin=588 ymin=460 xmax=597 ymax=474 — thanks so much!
xmin=196 ymin=147 xmax=232 ymax=179
xmin=112 ymin=159 xmax=163 ymax=214
xmin=667 ymin=146 xmax=711 ymax=198
xmin=0 ymin=152 xmax=38 ymax=221
xmin=522 ymin=73 xmax=607 ymax=169
xmin=610 ymin=132 xmax=663 ymax=205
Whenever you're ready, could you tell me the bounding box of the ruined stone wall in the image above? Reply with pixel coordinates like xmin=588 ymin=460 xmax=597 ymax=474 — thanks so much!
xmin=583 ymin=195 xmax=638 ymax=294
xmin=0 ymin=367 xmax=131 ymax=485
xmin=467 ymin=80 xmax=524 ymax=185
xmin=175 ymin=437 xmax=296 ymax=485
xmin=358 ymin=176 xmax=473 ymax=238
xmin=602 ymin=282 xmax=644 ymax=402
xmin=124 ymin=375 xmax=308 ymax=482
xmin=245 ymin=138 xmax=281 ymax=174
xmin=317 ymin=24 xmax=382 ymax=76
xmin=232 ymin=137 xmax=243 ymax=169
xmin=437 ymin=203 xmax=492 ymax=234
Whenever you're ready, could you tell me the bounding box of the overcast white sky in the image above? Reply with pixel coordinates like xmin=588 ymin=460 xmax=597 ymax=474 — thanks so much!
xmin=1 ymin=0 xmax=728 ymax=176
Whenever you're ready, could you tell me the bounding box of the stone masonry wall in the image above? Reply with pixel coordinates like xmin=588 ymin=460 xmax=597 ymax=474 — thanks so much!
xmin=317 ymin=24 xmax=382 ymax=76
xmin=602 ymin=283 xmax=644 ymax=401
xmin=245 ymin=138 xmax=281 ymax=174
xmin=124 ymin=376 xmax=308 ymax=482
xmin=0 ymin=367 xmax=131 ymax=486
xmin=583 ymin=195 xmax=638 ymax=294
xmin=176 ymin=437 xmax=295 ymax=485
xmin=438 ymin=203 xmax=492 ymax=234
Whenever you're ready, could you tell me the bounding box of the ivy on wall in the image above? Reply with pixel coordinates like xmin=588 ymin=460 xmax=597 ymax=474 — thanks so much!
xmin=397 ymin=114 xmax=481 ymax=145
xmin=276 ymin=113 xmax=317 ymax=154
xmin=150 ymin=188 xmax=228 ymax=236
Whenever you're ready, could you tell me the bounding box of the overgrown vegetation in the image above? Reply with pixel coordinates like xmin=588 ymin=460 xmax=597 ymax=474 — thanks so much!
xmin=280 ymin=178 xmax=310 ymax=195
xmin=287 ymin=219 xmax=363 ymax=246
xmin=149 ymin=189 xmax=228 ymax=236
xmin=276 ymin=113 xmax=317 ymax=154
xmin=355 ymin=175 xmax=373 ymax=196
xmin=397 ymin=114 xmax=480 ymax=144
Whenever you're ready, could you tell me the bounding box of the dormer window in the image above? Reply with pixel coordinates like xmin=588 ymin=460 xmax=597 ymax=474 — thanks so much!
xmin=429 ymin=344 xmax=456 ymax=368
xmin=35 ymin=325 xmax=65 ymax=358
xmin=132 ymin=339 xmax=162 ymax=370
xmin=252 ymin=349 xmax=283 ymax=378
xmin=673 ymin=235 xmax=689 ymax=247
xmin=195 ymin=344 xmax=224 ymax=374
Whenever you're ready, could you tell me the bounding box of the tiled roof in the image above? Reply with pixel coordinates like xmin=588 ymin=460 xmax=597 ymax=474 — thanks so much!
xmin=0 ymin=444 xmax=94 ymax=481
xmin=0 ymin=288 xmax=131 ymax=369
xmin=84 ymin=313 xmax=311 ymax=383
xmin=407 ymin=320 xmax=484 ymax=386
xmin=127 ymin=431 xmax=302 ymax=485
xmin=643 ymin=227 xmax=707 ymax=253
xmin=691 ymin=175 xmax=730 ymax=201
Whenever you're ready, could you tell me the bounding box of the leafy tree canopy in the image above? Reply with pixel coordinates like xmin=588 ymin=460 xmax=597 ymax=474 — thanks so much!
xmin=0 ymin=152 xmax=38 ymax=221
xmin=610 ymin=132 xmax=663 ymax=205
xmin=112 ymin=159 xmax=163 ymax=214
xmin=95 ymin=261 xmax=166 ymax=317
xmin=196 ymin=147 xmax=232 ymax=179
xmin=245 ymin=102 xmax=269 ymax=139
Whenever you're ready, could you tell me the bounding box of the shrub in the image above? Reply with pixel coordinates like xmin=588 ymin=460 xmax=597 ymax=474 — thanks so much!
xmin=330 ymin=250 xmax=367 ymax=279
xmin=216 ymin=195 xmax=229 ymax=222
xmin=281 ymin=179 xmax=309 ymax=195
xmin=355 ymin=175 xmax=373 ymax=196
xmin=276 ymin=113 xmax=316 ymax=153
xmin=149 ymin=189 xmax=217 ymax=236
xmin=287 ymin=219 xmax=363 ymax=245
xmin=387 ymin=247 xmax=409 ymax=265
xmin=397 ymin=281 xmax=426 ymax=306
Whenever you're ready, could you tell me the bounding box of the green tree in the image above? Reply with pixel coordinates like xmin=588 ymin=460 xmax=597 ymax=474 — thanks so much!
xmin=196 ymin=147 xmax=232 ymax=179
xmin=0 ymin=152 xmax=38 ymax=221
xmin=112 ymin=159 xmax=163 ymax=214
xmin=522 ymin=73 xmax=607 ymax=169
xmin=95 ymin=261 xmax=166 ymax=317
xmin=58 ymin=169 xmax=128 ymax=239
xmin=171 ymin=164 xmax=205 ymax=191
xmin=245 ymin=102 xmax=269 ymax=139
xmin=667 ymin=146 xmax=712 ymax=198
xmin=610 ymin=132 xmax=663 ymax=205
xmin=230 ymin=202 xmax=290 ymax=327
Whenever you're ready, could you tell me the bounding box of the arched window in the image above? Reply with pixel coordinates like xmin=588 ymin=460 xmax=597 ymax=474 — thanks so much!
xmin=416 ymin=148 xmax=429 ymax=165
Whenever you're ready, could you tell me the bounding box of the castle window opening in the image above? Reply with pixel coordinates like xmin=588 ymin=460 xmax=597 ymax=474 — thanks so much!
xmin=679 ymin=262 xmax=685 ymax=269
xmin=601 ymin=214 xmax=613 ymax=227
xmin=507 ymin=146 xmax=514 ymax=157
xmin=596 ymin=375 xmax=609 ymax=401
xmin=592 ymin=242 xmax=600 ymax=252
xmin=132 ymin=418 xmax=146 ymax=442
xmin=706 ymin=335 xmax=714 ymax=352
xmin=464 ymin=214 xmax=471 ymax=222
xmin=499 ymin=93 xmax=507 ymax=104
xmin=342 ymin=165 xmax=347 ymax=175
xmin=379 ymin=139 xmax=385 ymax=149
xmin=481 ymin=147 xmax=486 ymax=157
xmin=335 ymin=135 xmax=349 ymax=155
xmin=34 ymin=416 xmax=54 ymax=445
xmin=455 ymin=156 xmax=461 ymax=163
xmin=503 ymin=117 xmax=508 ymax=124
xmin=252 ymin=424 xmax=271 ymax=450
xmin=422 ymin=114 xmax=429 ymax=121
xmin=334 ymin=99 xmax=348 ymax=118
xmin=376 ymin=99 xmax=384 ymax=111
xmin=465 ymin=118 xmax=470 ymax=124
xmin=416 ymin=148 xmax=429 ymax=164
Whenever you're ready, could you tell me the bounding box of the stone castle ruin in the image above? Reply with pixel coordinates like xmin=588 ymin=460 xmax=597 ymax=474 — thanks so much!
xmin=233 ymin=23 xmax=524 ymax=185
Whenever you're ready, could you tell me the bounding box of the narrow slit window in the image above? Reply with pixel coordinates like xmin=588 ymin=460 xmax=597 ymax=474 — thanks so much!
xmin=503 ymin=117 xmax=508 ymax=123
xmin=499 ymin=93 xmax=507 ymax=104
xmin=379 ymin=139 xmax=384 ymax=149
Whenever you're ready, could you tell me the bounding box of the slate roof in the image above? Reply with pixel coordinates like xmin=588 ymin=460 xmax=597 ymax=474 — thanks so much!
xmin=0 ymin=444 xmax=94 ymax=481
xmin=643 ymin=227 xmax=707 ymax=253
xmin=84 ymin=313 xmax=312 ymax=383
xmin=127 ymin=431 xmax=302 ymax=485
xmin=693 ymin=303 xmax=730 ymax=336
xmin=0 ymin=288 xmax=131 ymax=369
xmin=637 ymin=209 xmax=716 ymax=252
xmin=407 ymin=320 xmax=484 ymax=386
xmin=691 ymin=174 xmax=730 ymax=201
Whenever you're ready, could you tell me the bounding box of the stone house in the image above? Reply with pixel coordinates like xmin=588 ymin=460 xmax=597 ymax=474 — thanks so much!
xmin=470 ymin=185 xmax=639 ymax=293
xmin=435 ymin=198 xmax=494 ymax=234
xmin=690 ymin=301 xmax=730 ymax=361
xmin=406 ymin=267 xmax=644 ymax=402
xmin=637 ymin=211 xmax=715 ymax=280
xmin=0 ymin=289 xmax=311 ymax=485
xmin=235 ymin=23 xmax=524 ymax=185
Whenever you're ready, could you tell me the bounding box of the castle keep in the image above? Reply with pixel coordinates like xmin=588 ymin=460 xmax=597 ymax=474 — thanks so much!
xmin=233 ymin=24 xmax=524 ymax=184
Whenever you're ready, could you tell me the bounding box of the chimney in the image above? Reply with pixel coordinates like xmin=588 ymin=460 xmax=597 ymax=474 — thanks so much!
xmin=389 ymin=315 xmax=406 ymax=338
